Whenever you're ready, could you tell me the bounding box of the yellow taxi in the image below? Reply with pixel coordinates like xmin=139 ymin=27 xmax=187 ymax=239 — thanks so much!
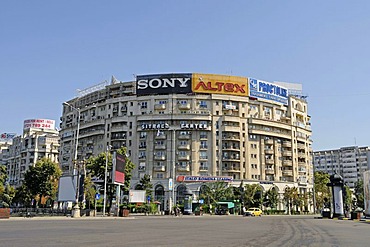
xmin=244 ymin=207 xmax=263 ymax=217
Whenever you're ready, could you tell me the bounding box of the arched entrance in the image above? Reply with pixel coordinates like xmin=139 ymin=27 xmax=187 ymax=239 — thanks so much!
xmin=176 ymin=184 xmax=187 ymax=205
xmin=154 ymin=184 xmax=165 ymax=211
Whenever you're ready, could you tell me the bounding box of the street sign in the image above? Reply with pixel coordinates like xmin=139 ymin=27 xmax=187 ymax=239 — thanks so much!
xmin=95 ymin=193 xmax=100 ymax=200
xmin=199 ymin=199 xmax=204 ymax=204
xmin=169 ymin=178 xmax=173 ymax=191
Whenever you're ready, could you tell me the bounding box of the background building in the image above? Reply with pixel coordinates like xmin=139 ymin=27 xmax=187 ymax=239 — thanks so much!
xmin=60 ymin=73 xmax=313 ymax=212
xmin=4 ymin=119 xmax=59 ymax=187
xmin=313 ymin=146 xmax=370 ymax=189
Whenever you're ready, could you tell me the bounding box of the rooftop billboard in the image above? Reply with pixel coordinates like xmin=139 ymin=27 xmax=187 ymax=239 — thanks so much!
xmin=192 ymin=73 xmax=248 ymax=97
xmin=249 ymin=78 xmax=288 ymax=105
xmin=136 ymin=73 xmax=192 ymax=95
xmin=23 ymin=119 xmax=55 ymax=131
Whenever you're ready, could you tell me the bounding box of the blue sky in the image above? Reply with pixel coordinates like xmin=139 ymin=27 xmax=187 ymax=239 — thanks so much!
xmin=1 ymin=1 xmax=370 ymax=151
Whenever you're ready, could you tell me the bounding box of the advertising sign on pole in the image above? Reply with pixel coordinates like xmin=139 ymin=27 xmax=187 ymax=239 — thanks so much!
xmin=112 ymin=152 xmax=126 ymax=185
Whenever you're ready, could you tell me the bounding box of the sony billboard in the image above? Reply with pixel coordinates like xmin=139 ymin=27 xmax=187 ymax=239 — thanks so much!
xmin=136 ymin=73 xmax=192 ymax=95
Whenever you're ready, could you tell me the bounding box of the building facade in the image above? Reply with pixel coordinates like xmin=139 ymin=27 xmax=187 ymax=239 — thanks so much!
xmin=5 ymin=119 xmax=60 ymax=187
xmin=313 ymin=146 xmax=370 ymax=189
xmin=60 ymin=73 xmax=313 ymax=212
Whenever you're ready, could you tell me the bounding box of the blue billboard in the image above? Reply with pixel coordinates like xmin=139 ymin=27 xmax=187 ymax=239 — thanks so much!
xmin=249 ymin=78 xmax=288 ymax=105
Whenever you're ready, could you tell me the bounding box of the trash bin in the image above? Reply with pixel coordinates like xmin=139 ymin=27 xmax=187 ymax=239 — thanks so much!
xmin=164 ymin=210 xmax=170 ymax=215
xmin=322 ymin=208 xmax=331 ymax=218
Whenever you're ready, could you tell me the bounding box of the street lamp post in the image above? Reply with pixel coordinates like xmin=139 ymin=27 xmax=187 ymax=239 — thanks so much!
xmin=171 ymin=129 xmax=176 ymax=214
xmin=63 ymin=102 xmax=81 ymax=218
xmin=103 ymin=145 xmax=110 ymax=216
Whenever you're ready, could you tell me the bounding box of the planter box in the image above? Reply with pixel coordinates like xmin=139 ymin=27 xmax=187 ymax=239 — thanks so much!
xmin=0 ymin=208 xmax=10 ymax=219
xmin=119 ymin=209 xmax=130 ymax=217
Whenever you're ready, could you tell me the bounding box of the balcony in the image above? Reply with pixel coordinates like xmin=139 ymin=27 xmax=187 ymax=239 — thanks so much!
xmin=298 ymin=153 xmax=306 ymax=159
xmin=282 ymin=160 xmax=293 ymax=166
xmin=222 ymin=135 xmax=240 ymax=141
xmin=154 ymin=165 xmax=166 ymax=172
xmin=297 ymin=143 xmax=305 ymax=150
xmin=178 ymin=103 xmax=191 ymax=110
xmin=139 ymin=156 xmax=146 ymax=160
xmin=222 ymin=125 xmax=240 ymax=132
xmin=222 ymin=145 xmax=240 ymax=151
xmin=178 ymin=144 xmax=190 ymax=150
xmin=139 ymin=145 xmax=147 ymax=149
xmin=178 ymin=155 xmax=190 ymax=161
xmin=265 ymin=159 xmax=274 ymax=164
xmin=178 ymin=134 xmax=190 ymax=140
xmin=155 ymin=134 xmax=167 ymax=140
xmin=222 ymin=166 xmax=240 ymax=172
xmin=154 ymin=104 xmax=166 ymax=110
xmin=199 ymin=166 xmax=209 ymax=171
xmin=265 ymin=139 xmax=274 ymax=145
xmin=199 ymin=145 xmax=208 ymax=150
xmin=282 ymin=170 xmax=293 ymax=176
xmin=154 ymin=144 xmax=166 ymax=150
xmin=265 ymin=149 xmax=274 ymax=155
xmin=154 ymin=155 xmax=166 ymax=161
xmin=177 ymin=165 xmax=190 ymax=172
xmin=298 ymin=168 xmax=307 ymax=173
xmin=265 ymin=168 xmax=275 ymax=175
xmin=222 ymin=156 xmax=240 ymax=161
xmin=283 ymin=141 xmax=292 ymax=148
xmin=283 ymin=151 xmax=292 ymax=157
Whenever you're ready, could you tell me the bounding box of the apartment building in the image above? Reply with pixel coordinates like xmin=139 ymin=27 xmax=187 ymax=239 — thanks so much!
xmin=313 ymin=146 xmax=370 ymax=188
xmin=60 ymin=73 xmax=313 ymax=212
xmin=5 ymin=119 xmax=60 ymax=187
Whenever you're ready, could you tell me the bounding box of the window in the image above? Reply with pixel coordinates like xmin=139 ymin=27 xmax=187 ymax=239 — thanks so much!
xmin=200 ymin=141 xmax=207 ymax=149
xmin=140 ymin=132 xmax=147 ymax=139
xmin=200 ymin=131 xmax=207 ymax=139
xmin=139 ymin=151 xmax=146 ymax=159
xmin=200 ymin=151 xmax=208 ymax=159
xmin=199 ymin=100 xmax=207 ymax=108
xmin=179 ymin=140 xmax=188 ymax=146
xmin=155 ymin=151 xmax=165 ymax=157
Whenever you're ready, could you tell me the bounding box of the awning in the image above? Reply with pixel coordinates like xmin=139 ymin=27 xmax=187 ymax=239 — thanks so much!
xmin=217 ymin=202 xmax=235 ymax=209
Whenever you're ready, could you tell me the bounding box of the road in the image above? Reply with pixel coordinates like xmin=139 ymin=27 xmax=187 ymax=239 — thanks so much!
xmin=0 ymin=215 xmax=369 ymax=247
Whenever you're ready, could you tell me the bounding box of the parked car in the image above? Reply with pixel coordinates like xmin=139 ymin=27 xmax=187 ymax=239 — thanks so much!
xmin=244 ymin=208 xmax=263 ymax=217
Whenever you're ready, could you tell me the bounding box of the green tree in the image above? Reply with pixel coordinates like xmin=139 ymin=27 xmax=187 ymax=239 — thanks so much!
xmin=13 ymin=184 xmax=33 ymax=207
xmin=0 ymin=165 xmax=15 ymax=207
xmin=0 ymin=165 xmax=9 ymax=207
xmin=84 ymin=175 xmax=96 ymax=209
xmin=354 ymin=180 xmax=364 ymax=209
xmin=314 ymin=171 xmax=331 ymax=212
xmin=242 ymin=184 xmax=263 ymax=208
xmin=137 ymin=174 xmax=153 ymax=200
xmin=343 ymin=185 xmax=352 ymax=213
xmin=199 ymin=182 xmax=233 ymax=209
xmin=23 ymin=158 xmax=62 ymax=207
xmin=283 ymin=187 xmax=300 ymax=214
xmin=86 ymin=147 xmax=135 ymax=214
xmin=264 ymin=187 xmax=279 ymax=209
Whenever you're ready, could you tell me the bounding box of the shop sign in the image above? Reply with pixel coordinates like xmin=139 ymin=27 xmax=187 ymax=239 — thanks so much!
xmin=177 ymin=175 xmax=233 ymax=183
xmin=180 ymin=123 xmax=208 ymax=130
